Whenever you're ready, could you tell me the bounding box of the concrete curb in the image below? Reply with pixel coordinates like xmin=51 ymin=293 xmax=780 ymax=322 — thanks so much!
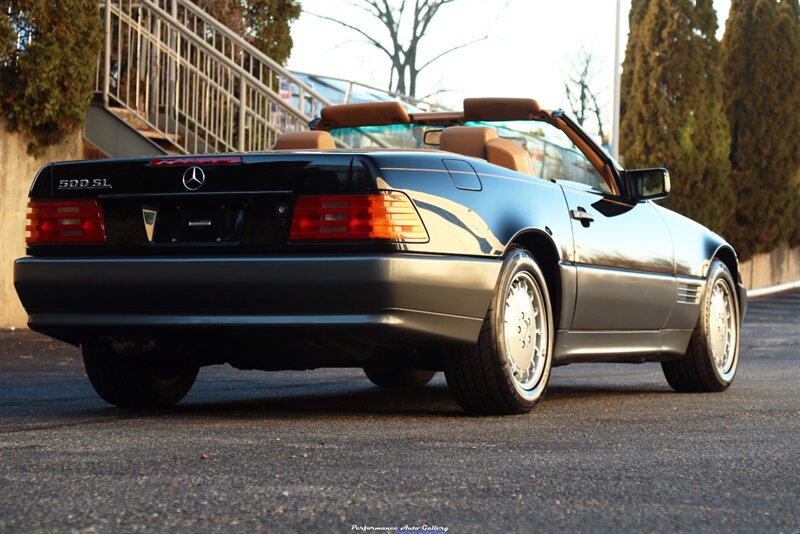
xmin=747 ymin=281 xmax=800 ymax=299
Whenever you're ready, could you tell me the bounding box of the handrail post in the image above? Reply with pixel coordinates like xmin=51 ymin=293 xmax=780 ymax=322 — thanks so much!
xmin=167 ymin=0 xmax=177 ymax=126
xmin=344 ymin=82 xmax=353 ymax=104
xmin=239 ymin=77 xmax=247 ymax=151
xmin=298 ymin=87 xmax=306 ymax=116
xmin=103 ymin=0 xmax=111 ymax=107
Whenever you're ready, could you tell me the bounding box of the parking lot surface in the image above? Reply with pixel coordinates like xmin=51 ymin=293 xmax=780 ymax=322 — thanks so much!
xmin=0 ymin=291 xmax=798 ymax=532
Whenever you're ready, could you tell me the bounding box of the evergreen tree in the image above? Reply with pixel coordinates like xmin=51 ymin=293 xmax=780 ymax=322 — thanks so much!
xmin=0 ymin=0 xmax=101 ymax=156
xmin=722 ymin=0 xmax=800 ymax=257
xmin=0 ymin=11 xmax=12 ymax=59
xmin=246 ymin=0 xmax=301 ymax=66
xmin=196 ymin=0 xmax=301 ymax=65
xmin=620 ymin=0 xmax=734 ymax=235
xmin=619 ymin=0 xmax=650 ymax=131
xmin=776 ymin=0 xmax=800 ymax=247
xmin=196 ymin=0 xmax=246 ymax=36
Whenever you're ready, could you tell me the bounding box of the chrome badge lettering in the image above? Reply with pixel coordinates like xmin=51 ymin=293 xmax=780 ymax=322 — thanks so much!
xmin=58 ymin=178 xmax=112 ymax=190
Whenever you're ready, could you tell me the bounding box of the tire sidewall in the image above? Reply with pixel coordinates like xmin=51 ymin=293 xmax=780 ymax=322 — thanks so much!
xmin=82 ymin=344 xmax=198 ymax=408
xmin=490 ymin=248 xmax=554 ymax=408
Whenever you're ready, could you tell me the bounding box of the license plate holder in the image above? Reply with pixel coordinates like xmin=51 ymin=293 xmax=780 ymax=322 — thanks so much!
xmin=151 ymin=204 xmax=245 ymax=244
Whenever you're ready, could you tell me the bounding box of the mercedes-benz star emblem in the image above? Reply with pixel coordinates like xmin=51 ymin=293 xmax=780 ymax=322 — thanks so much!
xmin=182 ymin=166 xmax=205 ymax=191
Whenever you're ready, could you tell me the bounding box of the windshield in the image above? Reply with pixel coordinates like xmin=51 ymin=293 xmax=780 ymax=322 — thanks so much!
xmin=329 ymin=124 xmax=428 ymax=149
xmin=329 ymin=120 xmax=608 ymax=192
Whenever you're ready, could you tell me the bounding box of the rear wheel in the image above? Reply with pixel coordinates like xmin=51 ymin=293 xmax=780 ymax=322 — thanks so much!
xmin=363 ymin=367 xmax=436 ymax=388
xmin=662 ymin=260 xmax=740 ymax=392
xmin=445 ymin=248 xmax=553 ymax=415
xmin=82 ymin=344 xmax=199 ymax=408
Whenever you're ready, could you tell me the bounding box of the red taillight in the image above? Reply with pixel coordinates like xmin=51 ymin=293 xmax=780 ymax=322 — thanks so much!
xmin=150 ymin=156 xmax=242 ymax=166
xmin=26 ymin=200 xmax=107 ymax=245
xmin=289 ymin=191 xmax=428 ymax=242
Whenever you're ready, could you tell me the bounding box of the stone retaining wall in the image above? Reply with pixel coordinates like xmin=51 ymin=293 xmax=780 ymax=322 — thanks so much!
xmin=0 ymin=121 xmax=83 ymax=329
xmin=739 ymin=244 xmax=800 ymax=291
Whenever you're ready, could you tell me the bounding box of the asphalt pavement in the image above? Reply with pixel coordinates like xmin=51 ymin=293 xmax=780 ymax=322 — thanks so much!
xmin=0 ymin=291 xmax=798 ymax=533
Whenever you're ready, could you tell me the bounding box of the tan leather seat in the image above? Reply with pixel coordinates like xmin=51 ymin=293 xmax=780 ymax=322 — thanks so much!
xmin=486 ymin=138 xmax=533 ymax=176
xmin=439 ymin=126 xmax=498 ymax=159
xmin=273 ymin=130 xmax=335 ymax=150
xmin=439 ymin=126 xmax=533 ymax=175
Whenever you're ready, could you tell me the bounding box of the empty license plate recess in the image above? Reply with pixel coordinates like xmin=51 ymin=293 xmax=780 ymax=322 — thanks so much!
xmin=152 ymin=204 xmax=245 ymax=244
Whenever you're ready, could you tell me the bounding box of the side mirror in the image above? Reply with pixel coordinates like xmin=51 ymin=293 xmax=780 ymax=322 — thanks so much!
xmin=626 ymin=168 xmax=670 ymax=201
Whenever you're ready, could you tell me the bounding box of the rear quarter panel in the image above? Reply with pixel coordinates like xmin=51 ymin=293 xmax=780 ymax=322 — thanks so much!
xmin=362 ymin=152 xmax=574 ymax=261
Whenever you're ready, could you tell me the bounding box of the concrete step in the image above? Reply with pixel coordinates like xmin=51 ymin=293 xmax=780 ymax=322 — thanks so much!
xmin=84 ymin=104 xmax=172 ymax=158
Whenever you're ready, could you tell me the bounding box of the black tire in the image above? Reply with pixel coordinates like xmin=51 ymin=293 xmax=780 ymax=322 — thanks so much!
xmin=444 ymin=248 xmax=554 ymax=415
xmin=363 ymin=367 xmax=436 ymax=388
xmin=662 ymin=260 xmax=740 ymax=392
xmin=82 ymin=344 xmax=199 ymax=408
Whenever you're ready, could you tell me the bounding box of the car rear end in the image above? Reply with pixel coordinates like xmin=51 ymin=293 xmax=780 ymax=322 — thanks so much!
xmin=14 ymin=153 xmax=500 ymax=368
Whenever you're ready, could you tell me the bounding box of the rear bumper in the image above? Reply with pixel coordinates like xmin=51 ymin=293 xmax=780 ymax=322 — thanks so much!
xmin=14 ymin=254 xmax=501 ymax=345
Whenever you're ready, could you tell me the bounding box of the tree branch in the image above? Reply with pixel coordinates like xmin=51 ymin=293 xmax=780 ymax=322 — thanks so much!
xmin=418 ymin=87 xmax=453 ymax=100
xmin=313 ymin=0 xmax=493 ymax=98
xmin=307 ymin=12 xmax=394 ymax=59
xmin=415 ymin=0 xmax=455 ymax=42
xmin=416 ymin=35 xmax=488 ymax=72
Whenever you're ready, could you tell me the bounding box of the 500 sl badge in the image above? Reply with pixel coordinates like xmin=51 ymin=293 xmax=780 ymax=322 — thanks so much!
xmin=58 ymin=178 xmax=112 ymax=190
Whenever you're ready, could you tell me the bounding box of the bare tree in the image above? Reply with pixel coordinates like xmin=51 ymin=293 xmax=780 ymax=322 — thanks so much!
xmin=564 ymin=46 xmax=607 ymax=139
xmin=311 ymin=0 xmax=502 ymax=98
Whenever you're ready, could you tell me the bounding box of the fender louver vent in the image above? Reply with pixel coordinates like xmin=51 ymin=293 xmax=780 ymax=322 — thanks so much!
xmin=677 ymin=283 xmax=702 ymax=304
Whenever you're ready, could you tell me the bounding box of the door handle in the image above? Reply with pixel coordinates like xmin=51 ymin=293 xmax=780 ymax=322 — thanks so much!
xmin=570 ymin=208 xmax=595 ymax=225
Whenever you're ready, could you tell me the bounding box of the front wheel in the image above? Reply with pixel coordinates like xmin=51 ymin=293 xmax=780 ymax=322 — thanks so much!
xmin=662 ymin=260 xmax=741 ymax=392
xmin=82 ymin=344 xmax=199 ymax=408
xmin=445 ymin=248 xmax=554 ymax=415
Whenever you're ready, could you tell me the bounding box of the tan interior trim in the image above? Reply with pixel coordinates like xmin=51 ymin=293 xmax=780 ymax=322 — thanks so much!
xmin=273 ymin=130 xmax=336 ymax=150
xmin=439 ymin=126 xmax=498 ymax=159
xmin=463 ymin=98 xmax=542 ymax=121
xmin=407 ymin=111 xmax=465 ymax=126
xmin=315 ymin=101 xmax=410 ymax=130
xmin=486 ymin=138 xmax=534 ymax=176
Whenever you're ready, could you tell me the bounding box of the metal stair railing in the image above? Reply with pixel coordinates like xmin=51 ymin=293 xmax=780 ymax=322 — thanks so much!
xmin=96 ymin=0 xmax=333 ymax=154
xmin=293 ymin=71 xmax=451 ymax=112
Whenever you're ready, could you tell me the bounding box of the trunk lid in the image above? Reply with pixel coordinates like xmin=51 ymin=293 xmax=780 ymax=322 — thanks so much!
xmin=29 ymin=153 xmax=375 ymax=255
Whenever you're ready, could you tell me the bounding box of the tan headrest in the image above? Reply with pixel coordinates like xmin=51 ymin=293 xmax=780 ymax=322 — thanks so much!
xmin=318 ymin=101 xmax=411 ymax=129
xmin=273 ymin=131 xmax=335 ymax=150
xmin=463 ymin=98 xmax=542 ymax=121
xmin=486 ymin=138 xmax=533 ymax=175
xmin=439 ymin=126 xmax=498 ymax=159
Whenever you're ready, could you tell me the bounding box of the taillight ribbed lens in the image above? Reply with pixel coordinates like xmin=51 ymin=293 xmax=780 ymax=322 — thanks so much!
xmin=26 ymin=200 xmax=107 ymax=245
xmin=289 ymin=191 xmax=428 ymax=242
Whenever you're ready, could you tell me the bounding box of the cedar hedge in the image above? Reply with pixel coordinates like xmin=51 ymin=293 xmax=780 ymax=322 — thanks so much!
xmin=0 ymin=0 xmax=101 ymax=156
xmin=623 ymin=0 xmax=800 ymax=261
xmin=722 ymin=0 xmax=800 ymax=258
xmin=621 ymin=0 xmax=734 ymax=236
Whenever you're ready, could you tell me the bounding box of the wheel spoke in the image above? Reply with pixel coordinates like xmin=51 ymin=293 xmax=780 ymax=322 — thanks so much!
xmin=503 ymin=270 xmax=549 ymax=392
xmin=707 ymin=278 xmax=736 ymax=376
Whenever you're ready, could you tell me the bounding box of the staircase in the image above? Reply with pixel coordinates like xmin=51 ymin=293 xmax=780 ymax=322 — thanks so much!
xmin=85 ymin=0 xmax=332 ymax=157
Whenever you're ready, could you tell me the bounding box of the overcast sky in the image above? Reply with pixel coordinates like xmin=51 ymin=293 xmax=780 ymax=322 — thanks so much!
xmin=288 ymin=0 xmax=732 ymax=126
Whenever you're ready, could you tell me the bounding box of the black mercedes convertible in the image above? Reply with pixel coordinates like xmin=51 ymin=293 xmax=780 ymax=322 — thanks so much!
xmin=14 ymin=98 xmax=745 ymax=414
